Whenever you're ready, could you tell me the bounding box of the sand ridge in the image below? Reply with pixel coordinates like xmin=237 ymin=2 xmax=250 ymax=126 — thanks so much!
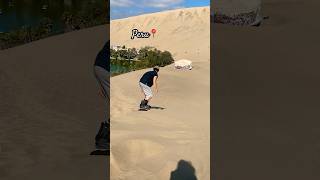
xmin=110 ymin=7 xmax=210 ymax=180
xmin=111 ymin=6 xmax=210 ymax=62
xmin=0 ymin=26 xmax=108 ymax=180
xmin=213 ymin=0 xmax=320 ymax=179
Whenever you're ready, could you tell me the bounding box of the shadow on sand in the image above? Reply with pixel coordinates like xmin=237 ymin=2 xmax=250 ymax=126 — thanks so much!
xmin=170 ymin=160 xmax=198 ymax=180
xmin=149 ymin=106 xmax=165 ymax=110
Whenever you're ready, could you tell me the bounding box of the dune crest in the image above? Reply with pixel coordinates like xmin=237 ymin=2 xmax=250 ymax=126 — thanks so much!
xmin=111 ymin=6 xmax=210 ymax=62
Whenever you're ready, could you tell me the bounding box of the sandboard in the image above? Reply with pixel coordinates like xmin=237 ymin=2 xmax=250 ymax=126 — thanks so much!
xmin=139 ymin=105 xmax=165 ymax=111
xmin=139 ymin=107 xmax=149 ymax=111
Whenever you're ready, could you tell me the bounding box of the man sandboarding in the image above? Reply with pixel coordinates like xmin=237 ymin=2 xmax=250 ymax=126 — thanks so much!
xmin=139 ymin=66 xmax=159 ymax=111
xmin=90 ymin=41 xmax=110 ymax=156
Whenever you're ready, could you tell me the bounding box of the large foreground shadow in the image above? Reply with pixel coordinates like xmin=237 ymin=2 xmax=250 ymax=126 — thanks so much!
xmin=170 ymin=160 xmax=198 ymax=180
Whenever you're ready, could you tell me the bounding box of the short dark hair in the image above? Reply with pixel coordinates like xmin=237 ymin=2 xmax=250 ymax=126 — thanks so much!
xmin=153 ymin=67 xmax=159 ymax=72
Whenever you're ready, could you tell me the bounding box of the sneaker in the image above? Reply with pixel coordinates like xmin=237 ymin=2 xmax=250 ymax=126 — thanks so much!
xmin=140 ymin=100 xmax=146 ymax=108
xmin=95 ymin=139 xmax=110 ymax=150
xmin=95 ymin=122 xmax=110 ymax=149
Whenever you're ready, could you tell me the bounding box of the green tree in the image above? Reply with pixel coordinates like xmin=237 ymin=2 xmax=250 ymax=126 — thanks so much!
xmin=159 ymin=51 xmax=174 ymax=66
xmin=127 ymin=48 xmax=138 ymax=60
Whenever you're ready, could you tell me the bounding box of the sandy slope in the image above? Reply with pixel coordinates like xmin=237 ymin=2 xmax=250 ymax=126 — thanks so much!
xmin=110 ymin=7 xmax=210 ymax=180
xmin=213 ymin=0 xmax=320 ymax=179
xmin=111 ymin=6 xmax=210 ymax=61
xmin=0 ymin=26 xmax=108 ymax=180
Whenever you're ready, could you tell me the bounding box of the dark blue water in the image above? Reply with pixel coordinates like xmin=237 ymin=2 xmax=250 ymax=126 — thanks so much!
xmin=0 ymin=0 xmax=102 ymax=32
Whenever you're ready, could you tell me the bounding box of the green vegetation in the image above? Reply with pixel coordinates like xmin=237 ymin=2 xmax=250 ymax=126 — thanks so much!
xmin=111 ymin=46 xmax=174 ymax=76
xmin=62 ymin=1 xmax=108 ymax=32
xmin=0 ymin=1 xmax=107 ymax=50
xmin=0 ymin=18 xmax=55 ymax=49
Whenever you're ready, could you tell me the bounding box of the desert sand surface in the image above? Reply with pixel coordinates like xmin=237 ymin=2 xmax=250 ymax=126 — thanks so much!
xmin=110 ymin=7 xmax=210 ymax=180
xmin=213 ymin=0 xmax=320 ymax=179
xmin=0 ymin=26 xmax=108 ymax=179
xmin=111 ymin=6 xmax=210 ymax=62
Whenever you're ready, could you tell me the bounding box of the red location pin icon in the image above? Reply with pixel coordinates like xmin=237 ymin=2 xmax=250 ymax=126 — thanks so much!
xmin=151 ymin=28 xmax=157 ymax=38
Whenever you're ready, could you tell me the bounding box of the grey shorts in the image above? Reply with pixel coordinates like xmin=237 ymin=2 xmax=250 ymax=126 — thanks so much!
xmin=139 ymin=82 xmax=153 ymax=99
xmin=94 ymin=66 xmax=110 ymax=121
xmin=94 ymin=66 xmax=110 ymax=101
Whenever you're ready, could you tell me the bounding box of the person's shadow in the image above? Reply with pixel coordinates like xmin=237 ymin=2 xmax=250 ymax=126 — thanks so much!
xmin=149 ymin=106 xmax=165 ymax=110
xmin=170 ymin=160 xmax=198 ymax=180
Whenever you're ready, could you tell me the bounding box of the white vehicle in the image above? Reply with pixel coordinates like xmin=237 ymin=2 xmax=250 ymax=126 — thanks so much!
xmin=175 ymin=59 xmax=192 ymax=70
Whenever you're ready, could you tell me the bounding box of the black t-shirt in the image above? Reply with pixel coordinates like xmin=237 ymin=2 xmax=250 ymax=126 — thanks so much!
xmin=94 ymin=41 xmax=110 ymax=72
xmin=140 ymin=70 xmax=158 ymax=87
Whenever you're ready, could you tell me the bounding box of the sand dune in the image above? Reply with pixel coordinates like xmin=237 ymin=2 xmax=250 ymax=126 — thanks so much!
xmin=0 ymin=26 xmax=108 ymax=180
xmin=111 ymin=6 xmax=210 ymax=62
xmin=213 ymin=0 xmax=320 ymax=179
xmin=110 ymin=7 xmax=210 ymax=180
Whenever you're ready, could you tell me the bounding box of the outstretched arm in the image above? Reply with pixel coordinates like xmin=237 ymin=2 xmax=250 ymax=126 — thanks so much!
xmin=153 ymin=76 xmax=158 ymax=93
